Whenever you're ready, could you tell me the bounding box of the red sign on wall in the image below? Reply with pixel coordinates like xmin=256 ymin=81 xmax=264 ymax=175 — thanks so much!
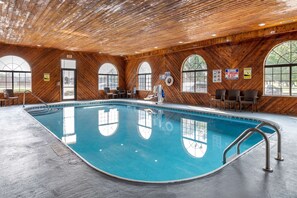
xmin=225 ymin=69 xmax=239 ymax=80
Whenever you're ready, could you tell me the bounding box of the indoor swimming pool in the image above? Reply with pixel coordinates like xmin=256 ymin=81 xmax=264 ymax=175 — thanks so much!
xmin=27 ymin=102 xmax=274 ymax=183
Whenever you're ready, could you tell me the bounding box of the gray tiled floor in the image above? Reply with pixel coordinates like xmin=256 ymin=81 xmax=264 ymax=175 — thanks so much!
xmin=1 ymin=102 xmax=297 ymax=198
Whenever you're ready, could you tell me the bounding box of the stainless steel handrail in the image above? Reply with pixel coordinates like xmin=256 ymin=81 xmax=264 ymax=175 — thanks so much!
xmin=223 ymin=128 xmax=273 ymax=172
xmin=23 ymin=90 xmax=49 ymax=110
xmin=237 ymin=121 xmax=284 ymax=161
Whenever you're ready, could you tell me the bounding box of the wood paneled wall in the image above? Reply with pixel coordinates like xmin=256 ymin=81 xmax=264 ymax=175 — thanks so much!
xmin=0 ymin=44 xmax=126 ymax=104
xmin=125 ymin=32 xmax=297 ymax=115
xmin=1 ymin=32 xmax=297 ymax=115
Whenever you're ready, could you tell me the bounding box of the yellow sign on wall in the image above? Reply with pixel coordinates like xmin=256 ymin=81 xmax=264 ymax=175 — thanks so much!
xmin=244 ymin=68 xmax=252 ymax=79
xmin=44 ymin=73 xmax=50 ymax=81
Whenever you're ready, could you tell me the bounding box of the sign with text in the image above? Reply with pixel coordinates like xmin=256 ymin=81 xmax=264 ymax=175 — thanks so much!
xmin=213 ymin=69 xmax=222 ymax=83
xmin=244 ymin=68 xmax=252 ymax=79
xmin=225 ymin=69 xmax=239 ymax=80
xmin=44 ymin=73 xmax=50 ymax=81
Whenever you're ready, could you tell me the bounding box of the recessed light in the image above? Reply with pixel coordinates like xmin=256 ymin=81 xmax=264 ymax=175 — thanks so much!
xmin=258 ymin=23 xmax=266 ymax=27
xmin=178 ymin=41 xmax=183 ymax=44
xmin=135 ymin=51 xmax=139 ymax=54
xmin=154 ymin=46 xmax=158 ymax=49
xmin=36 ymin=44 xmax=42 ymax=47
xmin=211 ymin=33 xmax=217 ymax=37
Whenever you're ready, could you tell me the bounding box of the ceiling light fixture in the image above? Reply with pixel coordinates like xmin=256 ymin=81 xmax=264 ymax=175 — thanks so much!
xmin=270 ymin=30 xmax=276 ymax=34
xmin=211 ymin=33 xmax=217 ymax=37
xmin=36 ymin=44 xmax=42 ymax=47
xmin=154 ymin=46 xmax=158 ymax=49
xmin=178 ymin=41 xmax=183 ymax=44
xmin=258 ymin=23 xmax=266 ymax=27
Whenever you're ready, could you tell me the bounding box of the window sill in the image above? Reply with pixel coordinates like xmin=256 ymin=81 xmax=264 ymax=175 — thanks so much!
xmin=262 ymin=95 xmax=297 ymax=98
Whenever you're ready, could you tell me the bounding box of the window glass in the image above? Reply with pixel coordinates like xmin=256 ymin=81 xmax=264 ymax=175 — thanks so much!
xmin=98 ymin=63 xmax=118 ymax=90
xmin=182 ymin=54 xmax=207 ymax=93
xmin=0 ymin=55 xmax=31 ymax=92
xmin=264 ymin=41 xmax=297 ymax=96
xmin=138 ymin=62 xmax=152 ymax=91
xmin=61 ymin=59 xmax=76 ymax=69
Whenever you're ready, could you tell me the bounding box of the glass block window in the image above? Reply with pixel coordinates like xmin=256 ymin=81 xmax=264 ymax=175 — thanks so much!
xmin=182 ymin=54 xmax=207 ymax=93
xmin=98 ymin=63 xmax=118 ymax=90
xmin=265 ymin=40 xmax=297 ymax=96
xmin=0 ymin=55 xmax=32 ymax=93
xmin=138 ymin=62 xmax=152 ymax=91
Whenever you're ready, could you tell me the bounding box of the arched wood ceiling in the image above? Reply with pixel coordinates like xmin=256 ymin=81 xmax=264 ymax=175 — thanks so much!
xmin=1 ymin=0 xmax=297 ymax=55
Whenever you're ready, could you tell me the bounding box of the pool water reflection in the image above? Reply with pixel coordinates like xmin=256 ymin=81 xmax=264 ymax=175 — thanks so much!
xmin=33 ymin=104 xmax=272 ymax=182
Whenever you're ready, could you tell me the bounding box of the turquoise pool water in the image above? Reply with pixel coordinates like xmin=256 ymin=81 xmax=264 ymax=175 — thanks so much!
xmin=31 ymin=103 xmax=273 ymax=182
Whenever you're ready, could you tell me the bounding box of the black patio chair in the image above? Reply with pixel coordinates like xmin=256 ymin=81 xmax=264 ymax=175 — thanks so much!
xmin=224 ymin=89 xmax=240 ymax=111
xmin=104 ymin=87 xmax=118 ymax=99
xmin=210 ymin=89 xmax=226 ymax=109
xmin=116 ymin=87 xmax=126 ymax=98
xmin=3 ymin=89 xmax=19 ymax=105
xmin=127 ymin=87 xmax=137 ymax=99
xmin=239 ymin=90 xmax=259 ymax=112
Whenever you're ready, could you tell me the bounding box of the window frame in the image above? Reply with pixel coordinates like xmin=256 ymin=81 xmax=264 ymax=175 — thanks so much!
xmin=181 ymin=54 xmax=208 ymax=93
xmin=98 ymin=63 xmax=119 ymax=90
xmin=137 ymin=62 xmax=152 ymax=91
xmin=0 ymin=55 xmax=32 ymax=93
xmin=264 ymin=40 xmax=297 ymax=97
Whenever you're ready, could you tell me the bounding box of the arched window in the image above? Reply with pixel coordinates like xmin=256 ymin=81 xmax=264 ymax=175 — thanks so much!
xmin=181 ymin=118 xmax=207 ymax=158
xmin=138 ymin=62 xmax=152 ymax=91
xmin=0 ymin=55 xmax=32 ymax=92
xmin=182 ymin=54 xmax=207 ymax=93
xmin=98 ymin=63 xmax=118 ymax=90
xmin=264 ymin=41 xmax=297 ymax=96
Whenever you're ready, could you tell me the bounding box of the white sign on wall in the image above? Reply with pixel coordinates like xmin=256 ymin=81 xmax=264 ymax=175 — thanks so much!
xmin=213 ymin=69 xmax=222 ymax=83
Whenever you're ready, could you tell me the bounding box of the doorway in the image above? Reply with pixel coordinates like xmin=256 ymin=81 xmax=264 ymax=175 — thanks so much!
xmin=61 ymin=59 xmax=76 ymax=100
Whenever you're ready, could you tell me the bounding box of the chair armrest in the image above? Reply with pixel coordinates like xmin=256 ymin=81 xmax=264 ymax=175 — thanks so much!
xmin=238 ymin=96 xmax=243 ymax=102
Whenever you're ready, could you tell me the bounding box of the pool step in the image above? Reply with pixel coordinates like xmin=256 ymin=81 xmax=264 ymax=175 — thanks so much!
xmin=27 ymin=108 xmax=60 ymax=116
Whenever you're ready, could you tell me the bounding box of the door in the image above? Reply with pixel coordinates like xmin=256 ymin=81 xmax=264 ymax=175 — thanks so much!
xmin=61 ymin=69 xmax=76 ymax=100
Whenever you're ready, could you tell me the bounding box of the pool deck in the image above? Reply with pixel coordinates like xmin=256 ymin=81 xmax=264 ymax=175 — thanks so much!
xmin=1 ymin=100 xmax=297 ymax=198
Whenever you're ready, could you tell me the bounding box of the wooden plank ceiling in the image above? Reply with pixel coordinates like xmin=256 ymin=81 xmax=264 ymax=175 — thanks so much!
xmin=0 ymin=0 xmax=297 ymax=56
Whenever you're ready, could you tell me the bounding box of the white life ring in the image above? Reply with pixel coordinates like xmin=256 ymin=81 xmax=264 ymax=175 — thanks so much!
xmin=165 ymin=76 xmax=174 ymax=86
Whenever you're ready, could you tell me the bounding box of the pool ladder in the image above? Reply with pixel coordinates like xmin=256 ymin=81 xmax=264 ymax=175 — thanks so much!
xmin=222 ymin=121 xmax=284 ymax=172
xmin=23 ymin=90 xmax=49 ymax=110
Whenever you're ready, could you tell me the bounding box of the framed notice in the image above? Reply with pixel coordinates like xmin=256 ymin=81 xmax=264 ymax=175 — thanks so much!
xmin=213 ymin=69 xmax=222 ymax=83
xmin=225 ymin=69 xmax=239 ymax=80
xmin=44 ymin=73 xmax=50 ymax=81
xmin=244 ymin=68 xmax=252 ymax=79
